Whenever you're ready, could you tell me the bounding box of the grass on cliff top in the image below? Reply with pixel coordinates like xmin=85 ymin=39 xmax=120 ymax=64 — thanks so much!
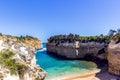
xmin=0 ymin=49 xmax=28 ymax=76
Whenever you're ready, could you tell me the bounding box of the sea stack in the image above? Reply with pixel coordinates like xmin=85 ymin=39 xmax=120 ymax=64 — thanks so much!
xmin=108 ymin=33 xmax=120 ymax=76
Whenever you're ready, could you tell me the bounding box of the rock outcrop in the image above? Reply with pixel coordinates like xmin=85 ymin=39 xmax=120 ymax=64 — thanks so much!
xmin=108 ymin=34 xmax=120 ymax=76
xmin=47 ymin=34 xmax=109 ymax=60
xmin=47 ymin=41 xmax=107 ymax=60
xmin=0 ymin=34 xmax=46 ymax=80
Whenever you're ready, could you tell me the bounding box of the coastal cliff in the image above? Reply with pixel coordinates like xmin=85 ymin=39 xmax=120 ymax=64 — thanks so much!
xmin=47 ymin=34 xmax=108 ymax=60
xmin=108 ymin=33 xmax=120 ymax=76
xmin=0 ymin=34 xmax=46 ymax=80
xmin=47 ymin=42 xmax=107 ymax=60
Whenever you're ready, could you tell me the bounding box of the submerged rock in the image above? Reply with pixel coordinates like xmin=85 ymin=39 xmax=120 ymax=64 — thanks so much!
xmin=108 ymin=34 xmax=120 ymax=76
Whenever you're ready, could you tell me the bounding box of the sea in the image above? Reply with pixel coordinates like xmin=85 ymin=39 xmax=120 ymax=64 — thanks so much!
xmin=36 ymin=43 xmax=99 ymax=80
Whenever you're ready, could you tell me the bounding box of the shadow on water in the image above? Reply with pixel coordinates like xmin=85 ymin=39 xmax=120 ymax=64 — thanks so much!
xmin=36 ymin=47 xmax=102 ymax=80
xmin=38 ymin=43 xmax=108 ymax=77
xmin=46 ymin=51 xmax=108 ymax=69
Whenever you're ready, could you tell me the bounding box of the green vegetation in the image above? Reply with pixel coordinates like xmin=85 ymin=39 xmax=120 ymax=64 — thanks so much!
xmin=48 ymin=34 xmax=111 ymax=45
xmin=35 ymin=77 xmax=40 ymax=80
xmin=79 ymin=35 xmax=110 ymax=43
xmin=0 ymin=49 xmax=28 ymax=75
xmin=48 ymin=34 xmax=79 ymax=45
xmin=16 ymin=35 xmax=38 ymax=42
xmin=0 ymin=49 xmax=15 ymax=59
xmin=16 ymin=36 xmax=25 ymax=42
xmin=17 ymin=63 xmax=28 ymax=76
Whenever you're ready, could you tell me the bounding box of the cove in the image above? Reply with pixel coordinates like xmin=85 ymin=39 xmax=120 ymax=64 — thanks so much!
xmin=36 ymin=43 xmax=99 ymax=80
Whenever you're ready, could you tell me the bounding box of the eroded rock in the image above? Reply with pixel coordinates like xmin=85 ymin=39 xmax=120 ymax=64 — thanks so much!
xmin=108 ymin=34 xmax=120 ymax=76
xmin=47 ymin=42 xmax=107 ymax=60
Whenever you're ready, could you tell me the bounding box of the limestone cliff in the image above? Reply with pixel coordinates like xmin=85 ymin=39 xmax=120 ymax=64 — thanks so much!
xmin=0 ymin=34 xmax=46 ymax=80
xmin=47 ymin=42 xmax=107 ymax=60
xmin=108 ymin=34 xmax=120 ymax=76
xmin=47 ymin=34 xmax=109 ymax=60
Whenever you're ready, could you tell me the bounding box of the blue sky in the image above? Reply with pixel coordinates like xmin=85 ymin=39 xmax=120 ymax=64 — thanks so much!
xmin=0 ymin=0 xmax=120 ymax=42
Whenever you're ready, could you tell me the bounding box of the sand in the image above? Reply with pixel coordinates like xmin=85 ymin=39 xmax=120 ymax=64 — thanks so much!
xmin=62 ymin=71 xmax=120 ymax=80
xmin=63 ymin=73 xmax=99 ymax=80
xmin=47 ymin=70 xmax=100 ymax=80
xmin=46 ymin=69 xmax=120 ymax=80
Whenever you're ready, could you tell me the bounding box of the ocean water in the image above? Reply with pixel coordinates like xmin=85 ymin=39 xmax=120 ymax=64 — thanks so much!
xmin=36 ymin=43 xmax=99 ymax=80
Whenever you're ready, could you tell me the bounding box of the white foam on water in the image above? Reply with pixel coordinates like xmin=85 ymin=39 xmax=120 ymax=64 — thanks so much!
xmin=38 ymin=48 xmax=47 ymax=52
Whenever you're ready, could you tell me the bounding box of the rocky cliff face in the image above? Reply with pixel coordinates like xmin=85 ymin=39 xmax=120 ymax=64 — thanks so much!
xmin=0 ymin=35 xmax=46 ymax=80
xmin=47 ymin=42 xmax=107 ymax=60
xmin=108 ymin=34 xmax=120 ymax=76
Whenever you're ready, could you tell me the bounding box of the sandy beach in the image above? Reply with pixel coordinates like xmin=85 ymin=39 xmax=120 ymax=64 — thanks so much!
xmin=46 ymin=69 xmax=120 ymax=80
xmin=62 ymin=71 xmax=120 ymax=80
xmin=47 ymin=74 xmax=99 ymax=80
xmin=47 ymin=70 xmax=100 ymax=80
xmin=63 ymin=73 xmax=99 ymax=80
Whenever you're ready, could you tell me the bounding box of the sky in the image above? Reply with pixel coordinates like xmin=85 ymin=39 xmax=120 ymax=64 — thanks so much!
xmin=0 ymin=0 xmax=120 ymax=42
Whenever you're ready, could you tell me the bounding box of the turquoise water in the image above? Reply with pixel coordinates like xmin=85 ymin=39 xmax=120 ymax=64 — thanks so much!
xmin=36 ymin=43 xmax=99 ymax=80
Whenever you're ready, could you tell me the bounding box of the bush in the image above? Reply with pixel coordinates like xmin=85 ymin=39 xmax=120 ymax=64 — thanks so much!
xmin=0 ymin=49 xmax=28 ymax=76
xmin=16 ymin=36 xmax=25 ymax=42
xmin=47 ymin=34 xmax=111 ymax=45
xmin=0 ymin=49 xmax=16 ymax=59
xmin=17 ymin=63 xmax=28 ymax=75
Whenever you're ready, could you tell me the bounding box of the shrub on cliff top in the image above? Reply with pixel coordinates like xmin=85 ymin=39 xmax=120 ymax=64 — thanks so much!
xmin=16 ymin=36 xmax=25 ymax=42
xmin=79 ymin=36 xmax=110 ymax=43
xmin=47 ymin=34 xmax=111 ymax=45
xmin=48 ymin=34 xmax=79 ymax=44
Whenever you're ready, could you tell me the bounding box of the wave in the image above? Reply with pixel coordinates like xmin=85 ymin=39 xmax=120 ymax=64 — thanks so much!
xmin=37 ymin=48 xmax=47 ymax=52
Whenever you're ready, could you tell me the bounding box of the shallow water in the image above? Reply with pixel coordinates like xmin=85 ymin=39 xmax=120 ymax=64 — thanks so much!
xmin=36 ymin=43 xmax=99 ymax=79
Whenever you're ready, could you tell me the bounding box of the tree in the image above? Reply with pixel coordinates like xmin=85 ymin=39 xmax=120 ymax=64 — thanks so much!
xmin=107 ymin=29 xmax=116 ymax=37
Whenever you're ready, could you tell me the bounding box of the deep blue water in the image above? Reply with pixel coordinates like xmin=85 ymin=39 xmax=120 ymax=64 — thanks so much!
xmin=36 ymin=43 xmax=98 ymax=80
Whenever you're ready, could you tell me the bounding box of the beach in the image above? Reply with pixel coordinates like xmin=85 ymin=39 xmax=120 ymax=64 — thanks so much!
xmin=46 ymin=70 xmax=120 ymax=80
xmin=63 ymin=71 xmax=120 ymax=80
xmin=46 ymin=70 xmax=100 ymax=80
